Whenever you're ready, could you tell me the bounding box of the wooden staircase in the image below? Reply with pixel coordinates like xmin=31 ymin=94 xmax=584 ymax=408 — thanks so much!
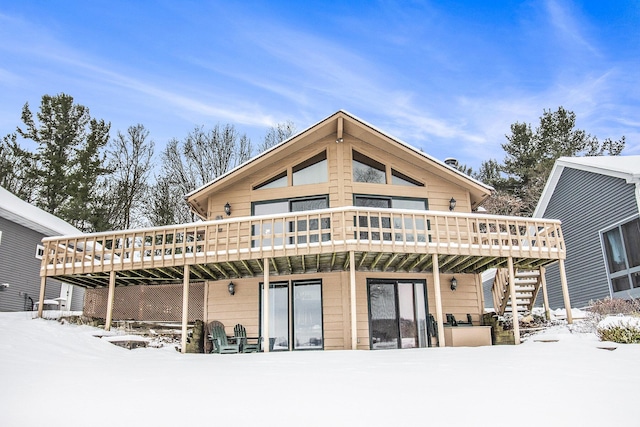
xmin=492 ymin=268 xmax=542 ymax=316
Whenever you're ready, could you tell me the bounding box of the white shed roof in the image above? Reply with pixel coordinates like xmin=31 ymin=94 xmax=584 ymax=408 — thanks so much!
xmin=534 ymin=155 xmax=640 ymax=218
xmin=0 ymin=186 xmax=81 ymax=236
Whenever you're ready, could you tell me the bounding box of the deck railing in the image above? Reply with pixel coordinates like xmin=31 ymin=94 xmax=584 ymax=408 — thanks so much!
xmin=40 ymin=207 xmax=565 ymax=276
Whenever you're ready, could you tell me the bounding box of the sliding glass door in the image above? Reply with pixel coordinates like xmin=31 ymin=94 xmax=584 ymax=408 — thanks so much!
xmin=368 ymin=279 xmax=429 ymax=350
xmin=260 ymin=279 xmax=323 ymax=351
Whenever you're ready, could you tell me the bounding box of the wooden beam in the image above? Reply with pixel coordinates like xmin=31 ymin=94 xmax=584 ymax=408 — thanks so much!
xmin=349 ymin=251 xmax=357 ymax=350
xmin=558 ymin=259 xmax=573 ymax=324
xmin=507 ymin=257 xmax=520 ymax=345
xmin=539 ymin=266 xmax=551 ymax=321
xmin=382 ymin=253 xmax=399 ymax=271
xmin=180 ymin=265 xmax=190 ymax=354
xmin=225 ymin=262 xmax=242 ymax=277
xmin=394 ymin=254 xmax=413 ymax=271
xmin=432 ymin=254 xmax=445 ymax=347
xmin=37 ymin=276 xmax=46 ymax=318
xmin=212 ymin=263 xmax=229 ymax=278
xmin=370 ymin=252 xmax=384 ymax=270
xmin=330 ymin=252 xmax=337 ymax=270
xmin=240 ymin=259 xmax=252 ymax=275
xmin=105 ymin=271 xmax=116 ymax=331
xmin=263 ymin=258 xmax=270 ymax=353
xmin=357 ymin=252 xmax=369 ymax=269
xmin=407 ymin=254 xmax=428 ymax=271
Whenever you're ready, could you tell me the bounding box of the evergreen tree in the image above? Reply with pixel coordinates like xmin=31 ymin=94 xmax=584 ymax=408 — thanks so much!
xmin=480 ymin=106 xmax=625 ymax=216
xmin=16 ymin=93 xmax=111 ymax=231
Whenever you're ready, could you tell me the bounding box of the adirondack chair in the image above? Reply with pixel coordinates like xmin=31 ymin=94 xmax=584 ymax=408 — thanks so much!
xmin=234 ymin=323 xmax=259 ymax=353
xmin=209 ymin=322 xmax=240 ymax=354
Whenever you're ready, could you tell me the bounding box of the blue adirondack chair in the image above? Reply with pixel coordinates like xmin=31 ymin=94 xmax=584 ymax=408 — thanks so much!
xmin=209 ymin=322 xmax=240 ymax=354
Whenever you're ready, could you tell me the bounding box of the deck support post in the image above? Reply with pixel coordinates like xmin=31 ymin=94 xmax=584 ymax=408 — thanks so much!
xmin=431 ymin=254 xmax=445 ymax=347
xmin=37 ymin=276 xmax=46 ymax=318
xmin=349 ymin=251 xmax=357 ymax=350
xmin=263 ymin=258 xmax=270 ymax=353
xmin=539 ymin=266 xmax=551 ymax=321
xmin=558 ymin=259 xmax=573 ymax=324
xmin=180 ymin=265 xmax=190 ymax=354
xmin=105 ymin=271 xmax=116 ymax=331
xmin=507 ymin=257 xmax=520 ymax=345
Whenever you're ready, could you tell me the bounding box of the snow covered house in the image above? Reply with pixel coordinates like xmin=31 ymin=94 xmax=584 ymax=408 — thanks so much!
xmin=37 ymin=111 xmax=571 ymax=351
xmin=0 ymin=186 xmax=84 ymax=312
xmin=533 ymin=156 xmax=640 ymax=309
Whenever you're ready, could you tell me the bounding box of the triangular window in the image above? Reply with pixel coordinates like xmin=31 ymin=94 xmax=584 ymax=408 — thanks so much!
xmin=254 ymin=171 xmax=287 ymax=190
xmin=391 ymin=169 xmax=424 ymax=187
xmin=353 ymin=151 xmax=386 ymax=183
xmin=292 ymin=151 xmax=327 ymax=185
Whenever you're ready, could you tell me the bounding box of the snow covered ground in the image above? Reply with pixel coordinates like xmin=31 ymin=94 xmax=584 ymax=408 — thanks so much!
xmin=1 ymin=311 xmax=637 ymax=427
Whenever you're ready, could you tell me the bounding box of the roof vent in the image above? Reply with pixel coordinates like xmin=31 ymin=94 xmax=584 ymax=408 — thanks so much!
xmin=444 ymin=157 xmax=459 ymax=168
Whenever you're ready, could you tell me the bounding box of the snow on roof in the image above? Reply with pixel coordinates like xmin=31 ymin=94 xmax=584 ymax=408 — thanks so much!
xmin=534 ymin=155 xmax=640 ymax=218
xmin=0 ymin=186 xmax=81 ymax=236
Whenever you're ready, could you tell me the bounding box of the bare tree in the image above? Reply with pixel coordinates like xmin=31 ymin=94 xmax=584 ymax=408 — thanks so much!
xmin=258 ymin=120 xmax=296 ymax=153
xmin=103 ymin=124 xmax=154 ymax=229
xmin=148 ymin=124 xmax=252 ymax=225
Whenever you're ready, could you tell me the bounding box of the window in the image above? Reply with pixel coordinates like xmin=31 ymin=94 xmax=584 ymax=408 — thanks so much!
xmin=353 ymin=151 xmax=386 ymax=183
xmin=260 ymin=279 xmax=323 ymax=351
xmin=35 ymin=244 xmax=45 ymax=260
xmin=252 ymin=196 xmax=331 ymax=247
xmin=602 ymin=217 xmax=640 ymax=293
xmin=354 ymin=195 xmax=429 ymax=242
xmin=391 ymin=169 xmax=424 ymax=187
xmin=253 ymin=171 xmax=287 ymax=190
xmin=292 ymin=151 xmax=327 ymax=185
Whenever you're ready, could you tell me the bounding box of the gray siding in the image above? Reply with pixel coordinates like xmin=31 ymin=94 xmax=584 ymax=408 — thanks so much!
xmin=537 ymin=167 xmax=638 ymax=309
xmin=0 ymin=216 xmax=84 ymax=312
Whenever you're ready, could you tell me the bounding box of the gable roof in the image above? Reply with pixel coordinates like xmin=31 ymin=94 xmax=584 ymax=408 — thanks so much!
xmin=0 ymin=186 xmax=81 ymax=236
xmin=533 ymin=155 xmax=640 ymax=218
xmin=186 ymin=110 xmax=493 ymax=217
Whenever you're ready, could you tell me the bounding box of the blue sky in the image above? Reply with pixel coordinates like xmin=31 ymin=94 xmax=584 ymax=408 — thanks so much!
xmin=1 ymin=0 xmax=638 ymax=172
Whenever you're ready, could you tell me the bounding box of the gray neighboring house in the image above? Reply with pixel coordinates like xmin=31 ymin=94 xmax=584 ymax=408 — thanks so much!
xmin=0 ymin=186 xmax=85 ymax=312
xmin=533 ymin=156 xmax=640 ymax=309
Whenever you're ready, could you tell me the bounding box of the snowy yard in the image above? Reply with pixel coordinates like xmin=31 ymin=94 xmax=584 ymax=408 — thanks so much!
xmin=0 ymin=311 xmax=637 ymax=427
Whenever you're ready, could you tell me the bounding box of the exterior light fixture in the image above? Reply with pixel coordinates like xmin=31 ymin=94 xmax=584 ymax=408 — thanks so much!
xmin=224 ymin=202 xmax=231 ymax=216
xmin=449 ymin=197 xmax=457 ymax=211
xmin=450 ymin=277 xmax=458 ymax=291
xmin=336 ymin=137 xmax=344 ymax=144
xmin=228 ymin=281 xmax=235 ymax=296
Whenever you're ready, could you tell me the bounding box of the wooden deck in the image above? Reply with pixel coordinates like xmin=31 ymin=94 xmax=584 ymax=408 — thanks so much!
xmin=40 ymin=207 xmax=565 ymax=287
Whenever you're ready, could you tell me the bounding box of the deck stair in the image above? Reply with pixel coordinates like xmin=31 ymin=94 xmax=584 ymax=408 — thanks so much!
xmin=492 ymin=268 xmax=542 ymax=316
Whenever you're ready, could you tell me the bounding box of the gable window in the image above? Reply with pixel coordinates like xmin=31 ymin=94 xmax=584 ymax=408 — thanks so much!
xmin=254 ymin=171 xmax=287 ymax=190
xmin=353 ymin=151 xmax=386 ymax=184
xmin=392 ymin=169 xmax=424 ymax=187
xmin=292 ymin=151 xmax=327 ymax=185
xmin=601 ymin=217 xmax=640 ymax=293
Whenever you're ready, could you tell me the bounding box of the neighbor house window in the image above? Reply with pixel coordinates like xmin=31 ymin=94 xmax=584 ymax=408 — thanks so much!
xmin=601 ymin=217 xmax=640 ymax=292
xmin=353 ymin=151 xmax=386 ymax=183
xmin=35 ymin=244 xmax=45 ymax=260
